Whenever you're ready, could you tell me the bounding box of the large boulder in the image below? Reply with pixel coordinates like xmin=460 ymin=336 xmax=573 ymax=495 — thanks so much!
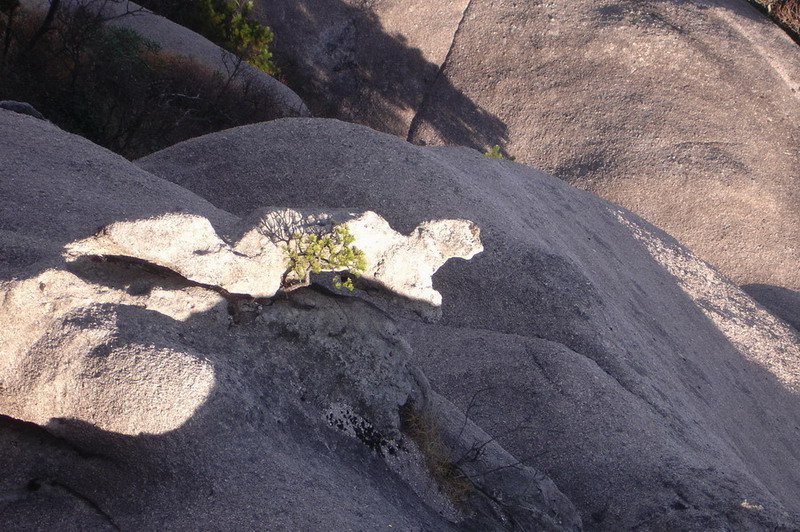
xmin=139 ymin=117 xmax=800 ymax=530
xmin=251 ymin=0 xmax=800 ymax=315
xmin=64 ymin=208 xmax=482 ymax=308
xmin=0 ymin=110 xmax=580 ymax=530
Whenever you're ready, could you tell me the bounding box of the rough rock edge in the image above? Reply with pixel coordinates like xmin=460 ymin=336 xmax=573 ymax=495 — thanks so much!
xmin=0 ymin=101 xmax=46 ymax=120
xmin=64 ymin=208 xmax=483 ymax=310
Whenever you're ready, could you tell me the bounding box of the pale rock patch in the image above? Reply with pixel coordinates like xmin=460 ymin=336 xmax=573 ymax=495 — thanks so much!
xmin=0 ymin=270 xmax=216 ymax=436
xmin=65 ymin=208 xmax=483 ymax=306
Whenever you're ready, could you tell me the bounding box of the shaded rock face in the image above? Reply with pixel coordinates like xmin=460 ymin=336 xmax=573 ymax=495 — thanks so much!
xmin=252 ymin=0 xmax=800 ymax=306
xmin=251 ymin=0 xmax=500 ymax=142
xmin=0 ymin=110 xmax=580 ymax=530
xmin=742 ymin=283 xmax=800 ymax=332
xmin=139 ymin=117 xmax=800 ymax=531
xmin=0 ymin=101 xmax=45 ymax=120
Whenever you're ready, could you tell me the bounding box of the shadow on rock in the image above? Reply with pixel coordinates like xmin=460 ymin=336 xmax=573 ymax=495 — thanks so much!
xmin=252 ymin=0 xmax=508 ymax=150
xmin=742 ymin=283 xmax=800 ymax=332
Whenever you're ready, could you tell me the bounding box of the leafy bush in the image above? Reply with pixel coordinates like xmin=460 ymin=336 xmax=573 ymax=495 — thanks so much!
xmin=484 ymin=145 xmax=516 ymax=161
xmin=284 ymin=225 xmax=367 ymax=291
xmin=0 ymin=3 xmax=282 ymax=158
xmin=136 ymin=0 xmax=277 ymax=74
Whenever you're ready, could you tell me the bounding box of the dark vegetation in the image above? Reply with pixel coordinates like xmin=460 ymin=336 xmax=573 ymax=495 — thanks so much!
xmin=135 ymin=0 xmax=277 ymax=75
xmin=0 ymin=1 xmax=282 ymax=159
xmin=753 ymin=0 xmax=800 ymax=41
xmin=399 ymin=403 xmax=474 ymax=508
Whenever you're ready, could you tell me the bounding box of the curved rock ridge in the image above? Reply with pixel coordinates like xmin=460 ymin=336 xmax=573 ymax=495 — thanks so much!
xmin=1 ymin=110 xmax=579 ymax=530
xmin=614 ymin=210 xmax=800 ymax=394
xmin=138 ymin=117 xmax=800 ymax=531
xmin=64 ymin=208 xmax=483 ymax=306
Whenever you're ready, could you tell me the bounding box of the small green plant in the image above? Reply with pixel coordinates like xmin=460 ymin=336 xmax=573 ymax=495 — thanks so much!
xmin=484 ymin=145 xmax=516 ymax=161
xmin=137 ymin=0 xmax=278 ymax=74
xmin=284 ymin=224 xmax=367 ymax=291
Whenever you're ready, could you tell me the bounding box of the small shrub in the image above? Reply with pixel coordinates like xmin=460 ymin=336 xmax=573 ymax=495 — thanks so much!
xmin=283 ymin=224 xmax=367 ymax=291
xmin=484 ymin=144 xmax=516 ymax=161
xmin=137 ymin=0 xmax=278 ymax=74
xmin=751 ymin=0 xmax=800 ymax=40
xmin=769 ymin=0 xmax=800 ymax=35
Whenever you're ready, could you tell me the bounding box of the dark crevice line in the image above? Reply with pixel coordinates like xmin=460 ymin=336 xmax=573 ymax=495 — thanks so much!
xmin=45 ymin=479 xmax=121 ymax=530
xmin=406 ymin=0 xmax=474 ymax=143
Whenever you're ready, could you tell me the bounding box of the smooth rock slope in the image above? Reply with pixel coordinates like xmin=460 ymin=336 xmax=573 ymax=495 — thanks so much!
xmin=139 ymin=117 xmax=800 ymax=531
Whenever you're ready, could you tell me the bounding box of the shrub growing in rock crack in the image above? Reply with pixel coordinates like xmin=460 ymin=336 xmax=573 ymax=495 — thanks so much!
xmin=283 ymin=224 xmax=367 ymax=291
xmin=484 ymin=144 xmax=516 ymax=161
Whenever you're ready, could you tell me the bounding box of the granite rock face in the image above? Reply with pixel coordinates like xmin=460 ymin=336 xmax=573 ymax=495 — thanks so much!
xmin=139 ymin=117 xmax=800 ymax=531
xmin=251 ymin=0 xmax=800 ymax=314
xmin=65 ymin=208 xmax=482 ymax=307
xmin=0 ymin=110 xmax=579 ymax=530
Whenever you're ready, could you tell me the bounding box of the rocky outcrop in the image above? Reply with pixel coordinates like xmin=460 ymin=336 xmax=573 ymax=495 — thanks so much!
xmin=0 ymin=109 xmax=579 ymax=530
xmin=64 ymin=212 xmax=288 ymax=298
xmin=65 ymin=208 xmax=482 ymax=308
xmin=251 ymin=0 xmax=800 ymax=312
xmin=139 ymin=117 xmax=800 ymax=531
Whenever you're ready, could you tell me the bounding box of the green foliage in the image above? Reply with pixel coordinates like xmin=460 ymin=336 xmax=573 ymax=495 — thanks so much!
xmin=284 ymin=225 xmax=367 ymax=291
xmin=484 ymin=144 xmax=516 ymax=161
xmin=137 ymin=0 xmax=277 ymax=74
xmin=0 ymin=4 xmax=281 ymax=158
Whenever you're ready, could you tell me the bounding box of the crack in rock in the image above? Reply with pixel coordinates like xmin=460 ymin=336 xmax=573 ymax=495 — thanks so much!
xmin=407 ymin=0 xmax=474 ymax=142
xmin=28 ymin=478 xmax=120 ymax=530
